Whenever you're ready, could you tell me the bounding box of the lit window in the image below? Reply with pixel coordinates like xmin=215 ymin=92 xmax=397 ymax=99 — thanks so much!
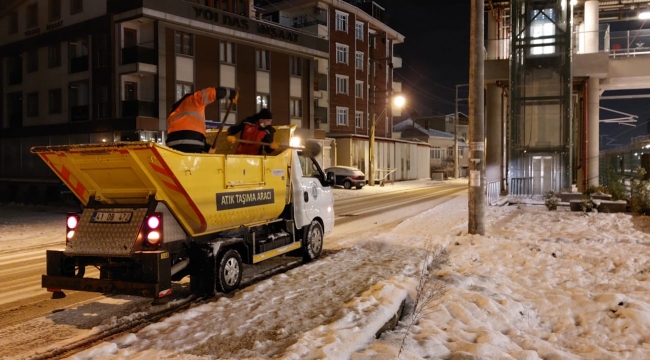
xmin=256 ymin=93 xmax=269 ymax=113
xmin=175 ymin=82 xmax=193 ymax=101
xmin=530 ymin=9 xmax=556 ymax=55
xmin=220 ymin=88 xmax=237 ymax=112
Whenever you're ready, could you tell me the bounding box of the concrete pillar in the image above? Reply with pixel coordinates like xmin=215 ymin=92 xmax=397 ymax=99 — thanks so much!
xmin=588 ymin=77 xmax=600 ymax=186
xmin=487 ymin=11 xmax=498 ymax=60
xmin=585 ymin=1 xmax=599 ymax=53
xmin=486 ymin=83 xmax=503 ymax=184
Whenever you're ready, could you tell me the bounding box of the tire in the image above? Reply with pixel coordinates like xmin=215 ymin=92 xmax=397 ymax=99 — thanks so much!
xmin=355 ymin=184 xmax=363 ymax=189
xmin=216 ymin=249 xmax=242 ymax=293
xmin=343 ymin=180 xmax=352 ymax=189
xmin=302 ymin=220 xmax=324 ymax=261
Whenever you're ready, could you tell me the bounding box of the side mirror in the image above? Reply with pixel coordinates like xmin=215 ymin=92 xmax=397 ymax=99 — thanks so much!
xmin=326 ymin=171 xmax=335 ymax=186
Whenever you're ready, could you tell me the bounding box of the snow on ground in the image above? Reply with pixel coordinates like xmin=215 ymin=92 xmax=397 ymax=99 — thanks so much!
xmin=3 ymin=180 xmax=650 ymax=359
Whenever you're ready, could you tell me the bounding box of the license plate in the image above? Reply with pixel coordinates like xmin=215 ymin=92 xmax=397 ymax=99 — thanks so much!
xmin=91 ymin=211 xmax=133 ymax=223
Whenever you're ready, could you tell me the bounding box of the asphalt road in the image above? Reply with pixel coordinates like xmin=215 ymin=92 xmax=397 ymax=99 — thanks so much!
xmin=0 ymin=181 xmax=467 ymax=329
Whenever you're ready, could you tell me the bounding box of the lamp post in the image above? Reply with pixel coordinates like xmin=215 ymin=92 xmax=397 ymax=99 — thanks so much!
xmin=368 ymin=94 xmax=405 ymax=186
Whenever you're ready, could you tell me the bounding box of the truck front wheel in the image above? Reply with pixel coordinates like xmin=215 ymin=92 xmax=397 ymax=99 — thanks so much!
xmin=302 ymin=221 xmax=323 ymax=261
xmin=216 ymin=249 xmax=242 ymax=293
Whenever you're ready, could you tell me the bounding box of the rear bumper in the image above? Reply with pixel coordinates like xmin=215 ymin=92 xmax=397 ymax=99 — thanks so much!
xmin=43 ymin=249 xmax=172 ymax=299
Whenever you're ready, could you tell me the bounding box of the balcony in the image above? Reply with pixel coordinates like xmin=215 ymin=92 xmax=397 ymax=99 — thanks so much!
xmin=122 ymin=100 xmax=157 ymax=118
xmin=122 ymin=46 xmax=157 ymax=65
xmin=70 ymin=55 xmax=89 ymax=73
xmin=70 ymin=105 xmax=90 ymax=121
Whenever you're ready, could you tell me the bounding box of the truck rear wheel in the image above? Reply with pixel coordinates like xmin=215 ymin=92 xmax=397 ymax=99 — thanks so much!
xmin=216 ymin=249 xmax=242 ymax=293
xmin=302 ymin=220 xmax=323 ymax=261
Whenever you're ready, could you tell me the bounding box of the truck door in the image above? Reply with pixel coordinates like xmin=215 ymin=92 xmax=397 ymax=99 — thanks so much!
xmin=291 ymin=151 xmax=334 ymax=234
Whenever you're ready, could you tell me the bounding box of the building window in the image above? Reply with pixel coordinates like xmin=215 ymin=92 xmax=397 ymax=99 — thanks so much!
xmin=174 ymin=31 xmax=194 ymax=56
xmin=49 ymin=0 xmax=61 ymax=22
xmin=256 ymin=49 xmax=270 ymax=70
xmin=292 ymin=15 xmax=307 ymax=28
xmin=355 ymin=21 xmax=364 ymax=40
xmin=7 ymin=56 xmax=22 ymax=85
xmin=233 ymin=0 xmax=247 ymax=16
xmin=48 ymin=44 xmax=61 ymax=68
xmin=289 ymin=56 xmax=302 ymax=76
xmin=336 ymin=75 xmax=348 ymax=94
xmin=336 ymin=107 xmax=348 ymax=126
xmin=220 ymin=41 xmax=235 ymax=63
xmin=27 ymin=92 xmax=39 ymax=117
xmin=70 ymin=0 xmax=83 ymax=15
xmin=26 ymin=49 xmax=39 ymax=73
xmin=256 ymin=93 xmax=269 ymax=113
xmin=26 ymin=3 xmax=38 ymax=29
xmin=49 ymin=88 xmax=62 ymax=114
xmin=220 ymin=88 xmax=237 ymax=112
xmin=336 ymin=44 xmax=348 ymax=64
xmin=355 ymin=111 xmax=363 ymax=128
xmin=335 ymin=11 xmax=348 ymax=32
xmin=355 ymin=81 xmax=363 ymax=98
xmin=176 ymin=82 xmax=193 ymax=101
xmin=290 ymin=98 xmax=302 ymax=117
xmin=355 ymin=51 xmax=363 ymax=70
xmin=218 ymin=0 xmax=229 ymax=11
xmin=8 ymin=11 xmax=18 ymax=34
xmin=530 ymin=9 xmax=556 ymax=55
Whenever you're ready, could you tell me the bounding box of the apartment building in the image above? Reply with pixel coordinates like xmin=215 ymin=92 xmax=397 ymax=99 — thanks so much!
xmin=258 ymin=0 xmax=407 ymax=179
xmin=0 ymin=0 xmax=328 ymax=199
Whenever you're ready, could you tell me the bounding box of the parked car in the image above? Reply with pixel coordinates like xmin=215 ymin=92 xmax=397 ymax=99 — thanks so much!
xmin=324 ymin=166 xmax=366 ymax=189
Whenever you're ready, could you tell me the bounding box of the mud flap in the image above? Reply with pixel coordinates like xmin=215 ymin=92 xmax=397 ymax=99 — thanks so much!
xmin=188 ymin=245 xmax=217 ymax=297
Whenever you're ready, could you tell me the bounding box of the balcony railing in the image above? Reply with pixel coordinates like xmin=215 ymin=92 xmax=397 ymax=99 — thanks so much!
xmin=293 ymin=20 xmax=326 ymax=29
xmin=70 ymin=105 xmax=90 ymax=121
xmin=122 ymin=100 xmax=157 ymax=118
xmin=121 ymin=46 xmax=157 ymax=65
xmin=70 ymin=55 xmax=89 ymax=73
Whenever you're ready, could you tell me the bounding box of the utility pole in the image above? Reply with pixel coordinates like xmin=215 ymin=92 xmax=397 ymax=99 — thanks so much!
xmin=368 ymin=32 xmax=377 ymax=186
xmin=469 ymin=0 xmax=485 ymax=235
xmin=454 ymin=85 xmax=459 ymax=179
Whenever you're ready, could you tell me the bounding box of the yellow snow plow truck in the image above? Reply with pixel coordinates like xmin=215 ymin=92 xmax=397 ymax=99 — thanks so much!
xmin=31 ymin=126 xmax=335 ymax=300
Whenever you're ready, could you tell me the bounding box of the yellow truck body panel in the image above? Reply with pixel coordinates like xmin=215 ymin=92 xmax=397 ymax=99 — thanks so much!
xmin=31 ymin=126 xmax=296 ymax=237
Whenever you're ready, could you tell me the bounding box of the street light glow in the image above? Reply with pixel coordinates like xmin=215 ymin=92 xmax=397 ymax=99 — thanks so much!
xmin=393 ymin=95 xmax=406 ymax=108
xmin=640 ymin=11 xmax=650 ymax=20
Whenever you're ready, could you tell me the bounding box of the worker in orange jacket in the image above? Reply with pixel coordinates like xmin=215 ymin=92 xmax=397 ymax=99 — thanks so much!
xmin=166 ymin=87 xmax=235 ymax=153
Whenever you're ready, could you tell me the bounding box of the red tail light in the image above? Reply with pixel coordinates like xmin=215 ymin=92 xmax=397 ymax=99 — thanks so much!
xmin=350 ymin=175 xmax=359 ymax=179
xmin=66 ymin=212 xmax=80 ymax=243
xmin=144 ymin=213 xmax=163 ymax=246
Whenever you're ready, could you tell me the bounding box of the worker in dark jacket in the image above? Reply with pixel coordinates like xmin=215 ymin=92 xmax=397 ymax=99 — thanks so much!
xmin=226 ymin=108 xmax=278 ymax=155
xmin=166 ymin=87 xmax=235 ymax=153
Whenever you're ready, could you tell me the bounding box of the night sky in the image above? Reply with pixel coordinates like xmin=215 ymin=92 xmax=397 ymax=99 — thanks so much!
xmin=376 ymin=0 xmax=470 ymax=116
xmin=375 ymin=1 xmax=650 ymax=148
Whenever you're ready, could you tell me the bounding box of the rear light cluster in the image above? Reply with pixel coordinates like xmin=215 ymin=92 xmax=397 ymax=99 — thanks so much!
xmin=66 ymin=213 xmax=80 ymax=242
xmin=144 ymin=213 xmax=163 ymax=246
xmin=350 ymin=175 xmax=359 ymax=179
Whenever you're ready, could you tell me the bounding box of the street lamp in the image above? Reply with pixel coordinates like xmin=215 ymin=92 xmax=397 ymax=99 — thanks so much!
xmin=369 ymin=94 xmax=405 ymax=187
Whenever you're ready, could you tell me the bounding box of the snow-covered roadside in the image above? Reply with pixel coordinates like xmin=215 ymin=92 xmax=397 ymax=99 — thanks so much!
xmin=4 ymin=178 xmax=650 ymax=359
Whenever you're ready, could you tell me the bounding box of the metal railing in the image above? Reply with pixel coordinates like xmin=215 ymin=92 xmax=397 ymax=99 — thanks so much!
xmin=510 ymin=177 xmax=533 ymax=196
xmin=487 ymin=180 xmax=500 ymax=205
